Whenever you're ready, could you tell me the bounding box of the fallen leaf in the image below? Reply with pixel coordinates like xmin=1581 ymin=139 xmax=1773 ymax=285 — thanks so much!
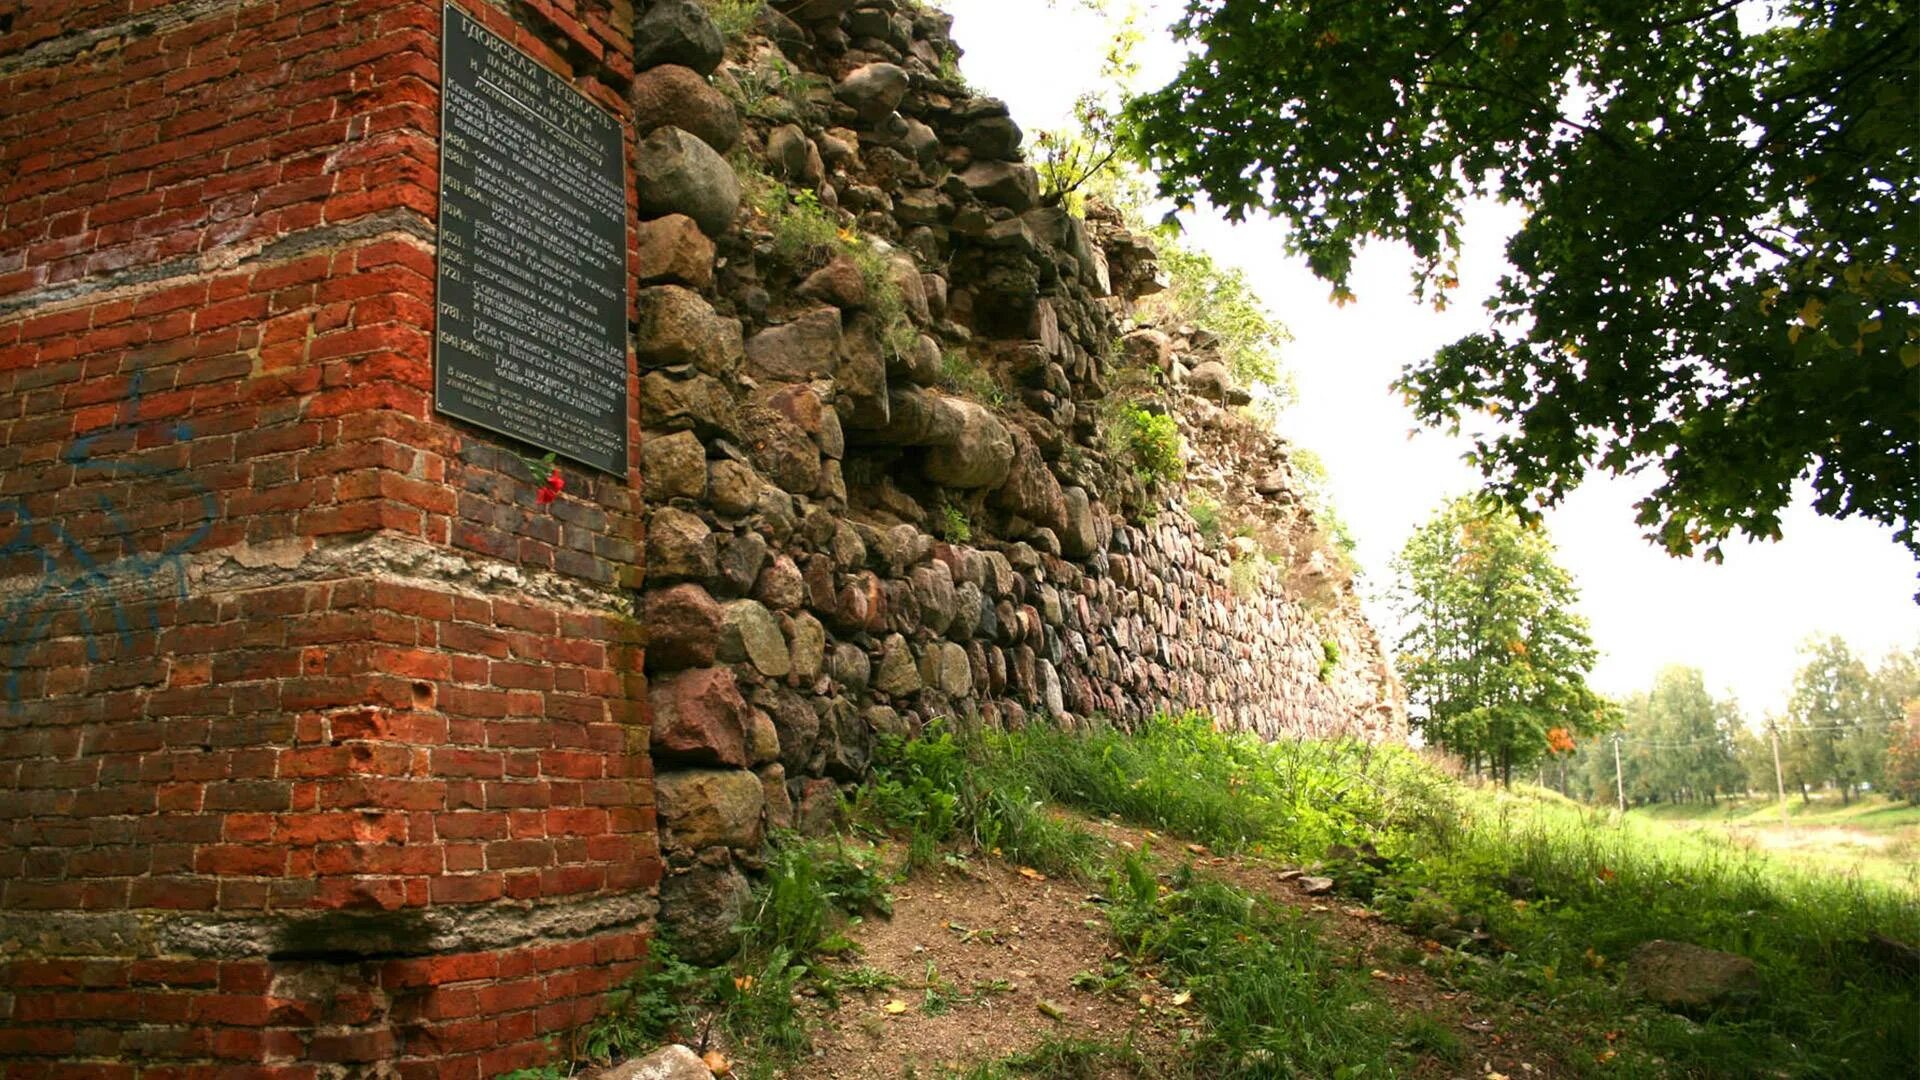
xmin=702 ymin=1050 xmax=731 ymax=1075
xmin=1037 ymin=1000 xmax=1067 ymax=1021
xmin=1170 ymin=990 xmax=1192 ymax=1006
xmin=882 ymin=1000 xmax=909 ymax=1014
xmin=1017 ymin=866 xmax=1047 ymax=881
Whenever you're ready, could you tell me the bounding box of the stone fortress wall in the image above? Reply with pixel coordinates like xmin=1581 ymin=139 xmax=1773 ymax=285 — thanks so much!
xmin=0 ymin=0 xmax=1401 ymax=1074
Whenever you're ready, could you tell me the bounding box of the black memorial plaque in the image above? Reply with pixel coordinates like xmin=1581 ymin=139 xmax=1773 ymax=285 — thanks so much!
xmin=436 ymin=4 xmax=629 ymax=474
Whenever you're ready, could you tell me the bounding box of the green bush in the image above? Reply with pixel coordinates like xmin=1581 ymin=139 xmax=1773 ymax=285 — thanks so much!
xmin=1109 ymin=403 xmax=1183 ymax=486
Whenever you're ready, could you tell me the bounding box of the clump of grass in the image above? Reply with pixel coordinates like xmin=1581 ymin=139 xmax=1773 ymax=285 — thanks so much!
xmin=939 ymin=349 xmax=1007 ymax=408
xmin=1187 ymin=493 xmax=1222 ymax=541
xmin=938 ymin=501 xmax=972 ymax=543
xmin=572 ymin=835 xmax=894 ymax=1072
xmin=699 ymin=0 xmax=764 ymax=41
xmin=1106 ymin=854 xmax=1396 ymax=1076
xmin=1316 ymin=638 xmax=1340 ymax=683
xmin=1227 ymin=553 xmax=1263 ymax=598
xmin=855 ymin=725 xmax=1104 ymax=880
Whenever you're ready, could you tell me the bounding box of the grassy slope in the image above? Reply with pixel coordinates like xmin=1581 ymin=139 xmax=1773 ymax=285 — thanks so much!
xmin=513 ymin=715 xmax=1920 ymax=1079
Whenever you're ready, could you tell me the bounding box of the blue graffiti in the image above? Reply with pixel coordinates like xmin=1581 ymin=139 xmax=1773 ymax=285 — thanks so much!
xmin=0 ymin=372 xmax=216 ymax=708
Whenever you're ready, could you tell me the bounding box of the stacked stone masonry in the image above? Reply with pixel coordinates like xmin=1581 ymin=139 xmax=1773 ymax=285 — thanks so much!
xmin=0 ymin=0 xmax=1403 ymax=1074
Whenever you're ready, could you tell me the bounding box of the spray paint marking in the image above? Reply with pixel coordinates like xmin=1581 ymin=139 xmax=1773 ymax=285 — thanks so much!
xmin=0 ymin=373 xmax=216 ymax=708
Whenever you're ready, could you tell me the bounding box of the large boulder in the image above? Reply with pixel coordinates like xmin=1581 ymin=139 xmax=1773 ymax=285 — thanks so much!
xmin=635 ymin=285 xmax=740 ymax=376
xmin=745 ymin=308 xmax=842 ymax=382
xmin=1626 ymin=941 xmax=1762 ymax=1010
xmin=741 ymin=402 xmax=821 ymax=495
xmin=960 ymin=115 xmax=1023 ymax=161
xmin=641 ymin=372 xmax=741 ymax=441
xmin=646 ymin=507 xmax=718 ymax=585
xmin=924 ymin=400 xmax=1014 ymax=489
xmin=632 ymin=0 xmax=725 ymax=75
xmin=1058 ymin=487 xmax=1102 ymax=558
xmin=718 ymin=600 xmax=791 ymax=678
xmin=959 ymin=161 xmax=1038 ymax=212
xmin=833 ymin=62 xmax=909 ymax=122
xmin=643 ymin=584 xmax=723 ymax=672
xmin=635 ymin=126 xmax=740 ymax=237
xmin=656 ymin=767 xmax=764 ymax=851
xmin=658 ymin=863 xmax=751 ymax=968
xmin=628 ymin=64 xmax=740 ymax=153
xmin=643 ymin=429 xmax=706 ymax=503
xmin=992 ymin=428 xmax=1066 ymax=529
xmin=650 ymin=667 xmax=751 ymax=766
xmin=836 ymin=318 xmax=890 ymax=429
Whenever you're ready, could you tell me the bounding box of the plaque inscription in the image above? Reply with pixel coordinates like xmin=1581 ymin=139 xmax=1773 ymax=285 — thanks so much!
xmin=436 ymin=4 xmax=629 ymax=474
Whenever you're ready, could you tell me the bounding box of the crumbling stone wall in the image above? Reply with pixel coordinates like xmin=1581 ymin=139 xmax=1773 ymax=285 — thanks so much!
xmin=622 ymin=0 xmax=1405 ymax=961
xmin=0 ymin=0 xmax=1402 ymax=1072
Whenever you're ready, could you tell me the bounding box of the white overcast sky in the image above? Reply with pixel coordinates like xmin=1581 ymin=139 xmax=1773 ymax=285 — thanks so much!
xmin=939 ymin=0 xmax=1919 ymax=717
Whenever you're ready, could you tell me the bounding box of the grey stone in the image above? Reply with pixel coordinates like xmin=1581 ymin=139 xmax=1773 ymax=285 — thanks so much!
xmin=658 ymin=863 xmax=751 ymax=967
xmin=959 ymin=161 xmax=1039 ymax=211
xmin=720 ymin=600 xmax=791 ymax=678
xmin=1627 ymin=941 xmax=1763 ymax=1010
xmin=643 ymin=429 xmax=707 ymax=503
xmin=874 ymin=633 xmax=922 ymax=697
xmin=909 ymin=562 xmax=957 ymax=637
xmin=836 ymin=317 xmax=890 ymax=428
xmin=765 ymin=688 xmax=820 ymax=775
xmin=766 ymin=124 xmax=821 ymax=183
xmin=635 ymin=126 xmax=741 ymax=236
xmin=759 ymin=764 xmax=794 ymax=831
xmin=992 ymin=428 xmax=1066 ymax=530
xmin=821 ymin=697 xmax=871 ymax=780
xmin=746 ymin=307 xmax=842 ymax=382
xmin=1059 ymin=486 xmax=1102 ymax=558
xmin=629 ymin=64 xmax=741 ymax=153
xmin=642 ymin=372 xmax=741 ymax=441
xmin=788 ymin=612 xmax=827 ymax=682
xmin=796 ymin=255 xmax=869 ymax=310
xmin=708 ymin=459 xmax=763 ymax=516
xmin=632 ymin=0 xmax=725 ymax=75
xmin=924 ymin=400 xmax=1014 ymax=489
xmin=961 ymin=115 xmax=1023 ymax=161
xmin=1187 ymin=359 xmax=1249 ymax=404
xmin=831 ymin=642 xmax=871 ymax=693
xmin=834 ymin=62 xmax=909 ymax=122
xmin=647 ymin=507 xmax=718 ymax=584
xmin=717 ymin=532 xmax=769 ymax=597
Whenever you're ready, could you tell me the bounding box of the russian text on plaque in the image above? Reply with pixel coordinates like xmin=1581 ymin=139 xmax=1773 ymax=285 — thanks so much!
xmin=435 ymin=4 xmax=629 ymax=475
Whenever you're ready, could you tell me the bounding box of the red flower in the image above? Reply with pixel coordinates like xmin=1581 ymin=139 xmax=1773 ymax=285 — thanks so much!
xmin=535 ymin=467 xmax=565 ymax=506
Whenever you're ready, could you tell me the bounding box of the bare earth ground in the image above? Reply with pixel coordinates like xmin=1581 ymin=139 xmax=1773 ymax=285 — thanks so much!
xmin=769 ymin=811 xmax=1571 ymax=1079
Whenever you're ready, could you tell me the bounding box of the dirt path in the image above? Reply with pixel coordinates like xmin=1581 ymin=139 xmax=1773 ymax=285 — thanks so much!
xmin=770 ymin=812 xmax=1574 ymax=1079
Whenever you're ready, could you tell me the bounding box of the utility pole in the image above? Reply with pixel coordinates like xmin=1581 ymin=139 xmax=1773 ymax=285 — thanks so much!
xmin=1612 ymin=734 xmax=1626 ymax=814
xmin=1769 ymin=722 xmax=1789 ymax=823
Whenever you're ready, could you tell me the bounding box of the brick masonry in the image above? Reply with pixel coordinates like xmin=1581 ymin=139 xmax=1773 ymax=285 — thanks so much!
xmin=0 ymin=0 xmax=656 ymax=1075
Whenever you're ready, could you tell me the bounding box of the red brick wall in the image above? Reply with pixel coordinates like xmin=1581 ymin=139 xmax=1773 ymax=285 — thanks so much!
xmin=0 ymin=0 xmax=653 ymax=1074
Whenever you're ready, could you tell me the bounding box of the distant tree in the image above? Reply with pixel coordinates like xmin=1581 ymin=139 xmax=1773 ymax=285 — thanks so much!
xmin=1888 ymin=702 xmax=1920 ymax=805
xmin=1123 ymin=0 xmax=1918 ymax=560
xmin=1786 ymin=635 xmax=1880 ymax=803
xmin=1392 ymin=497 xmax=1611 ymax=784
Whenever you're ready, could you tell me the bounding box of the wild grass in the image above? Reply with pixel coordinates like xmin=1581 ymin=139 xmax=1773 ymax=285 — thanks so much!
xmin=870 ymin=713 xmax=1919 ymax=1078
